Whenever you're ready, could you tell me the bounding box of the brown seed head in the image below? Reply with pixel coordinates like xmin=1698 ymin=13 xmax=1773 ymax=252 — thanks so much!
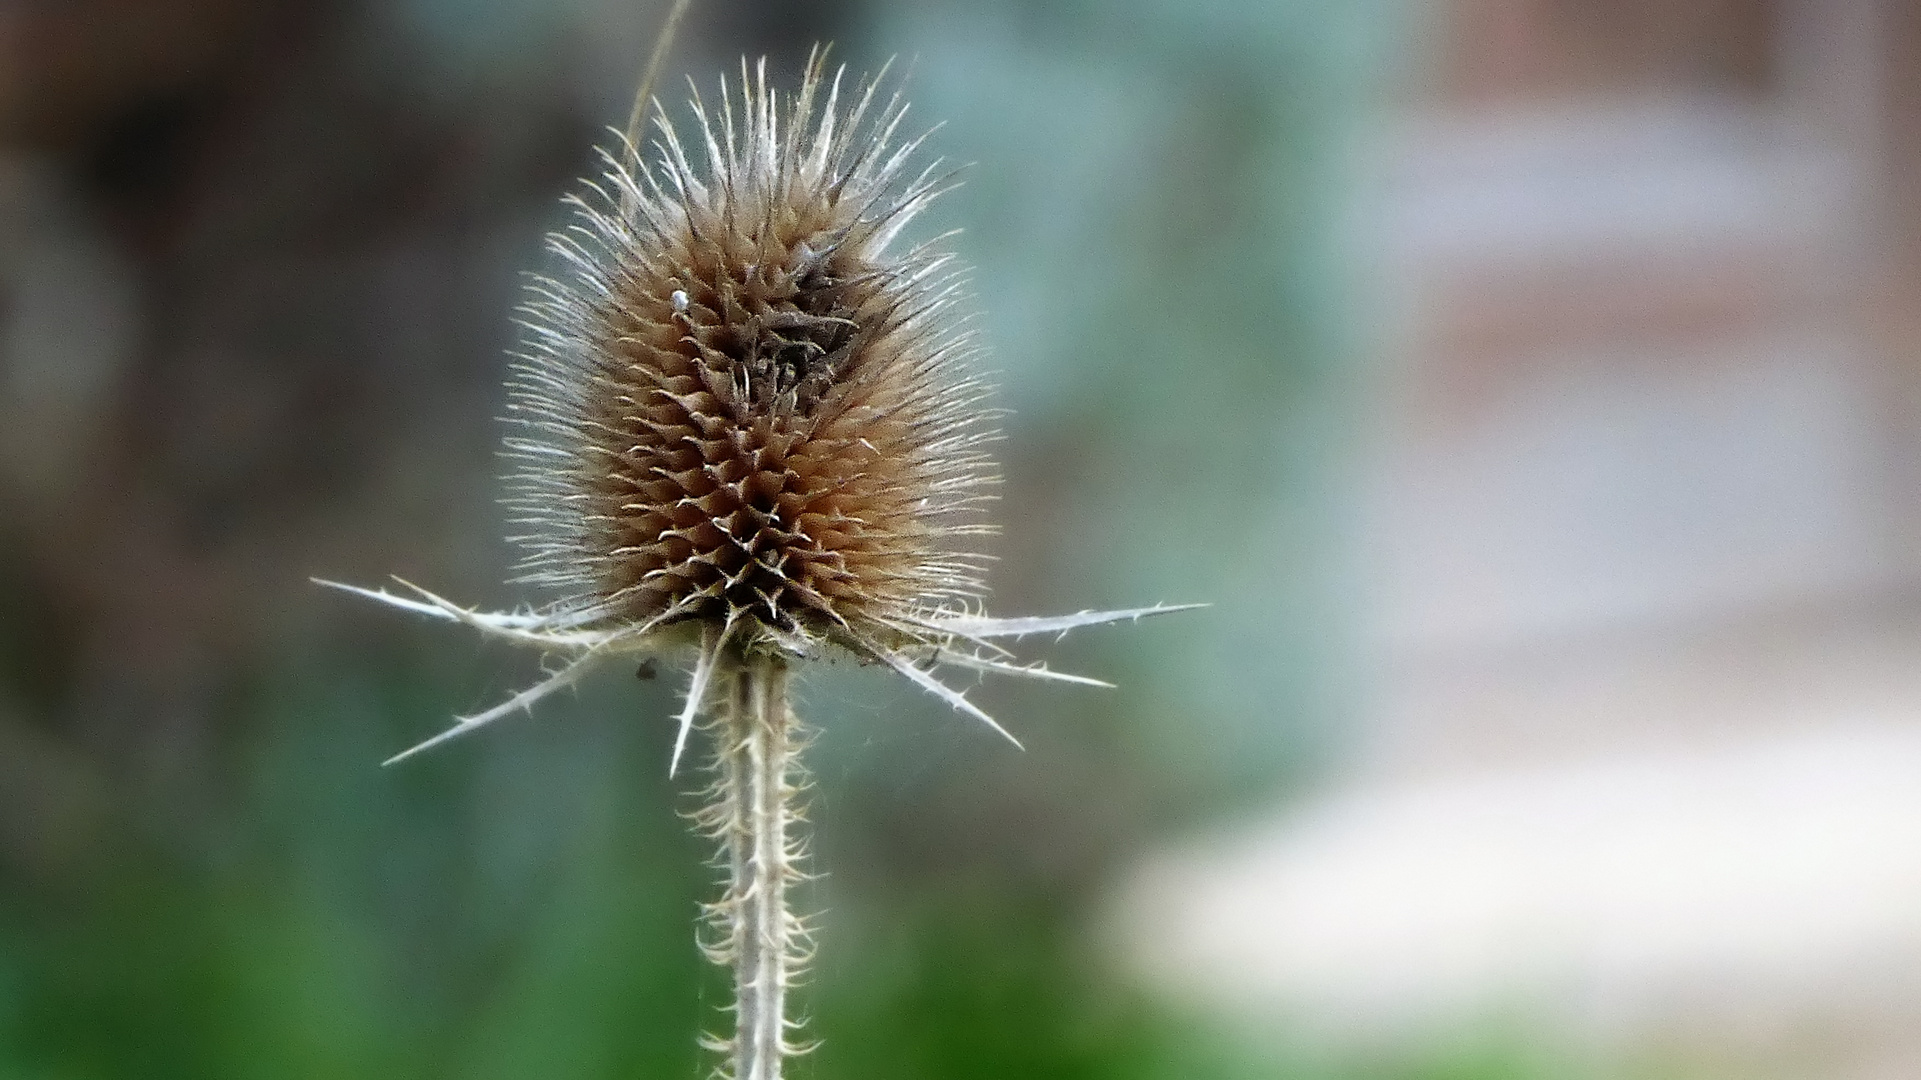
xmin=504 ymin=52 xmax=995 ymax=658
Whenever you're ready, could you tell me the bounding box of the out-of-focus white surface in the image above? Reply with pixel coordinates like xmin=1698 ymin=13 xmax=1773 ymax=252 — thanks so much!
xmin=1114 ymin=719 xmax=1921 ymax=1033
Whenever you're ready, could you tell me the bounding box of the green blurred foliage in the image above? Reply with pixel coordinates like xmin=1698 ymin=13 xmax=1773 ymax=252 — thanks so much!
xmin=0 ymin=664 xmax=1594 ymax=1080
xmin=0 ymin=634 xmax=1606 ymax=1080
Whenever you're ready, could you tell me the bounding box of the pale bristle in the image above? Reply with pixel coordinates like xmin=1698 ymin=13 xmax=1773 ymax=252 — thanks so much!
xmin=503 ymin=52 xmax=996 ymax=653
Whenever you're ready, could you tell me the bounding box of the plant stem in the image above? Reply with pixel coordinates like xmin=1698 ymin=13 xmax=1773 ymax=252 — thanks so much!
xmin=701 ymin=652 xmax=807 ymax=1080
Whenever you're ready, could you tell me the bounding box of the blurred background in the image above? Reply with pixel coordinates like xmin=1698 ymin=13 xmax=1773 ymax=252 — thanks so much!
xmin=3 ymin=0 xmax=1919 ymax=1077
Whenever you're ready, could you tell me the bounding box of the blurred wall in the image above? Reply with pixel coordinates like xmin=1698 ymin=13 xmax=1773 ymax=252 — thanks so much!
xmin=1120 ymin=4 xmax=1921 ymax=1079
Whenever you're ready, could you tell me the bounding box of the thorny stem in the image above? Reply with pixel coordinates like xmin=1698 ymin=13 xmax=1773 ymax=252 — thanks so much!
xmin=697 ymin=652 xmax=810 ymax=1080
xmin=316 ymin=583 xmax=1201 ymax=1069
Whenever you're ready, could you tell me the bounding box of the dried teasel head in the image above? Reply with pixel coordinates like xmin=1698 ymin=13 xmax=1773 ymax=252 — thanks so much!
xmin=509 ymin=50 xmax=993 ymax=666
xmin=321 ymin=47 xmax=1193 ymax=770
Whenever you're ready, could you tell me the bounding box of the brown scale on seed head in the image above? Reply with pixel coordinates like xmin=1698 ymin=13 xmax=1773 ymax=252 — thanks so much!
xmin=504 ymin=52 xmax=997 ymax=656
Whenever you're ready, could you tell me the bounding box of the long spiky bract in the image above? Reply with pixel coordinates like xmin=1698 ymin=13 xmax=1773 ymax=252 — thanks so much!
xmin=318 ymin=46 xmax=1197 ymax=1080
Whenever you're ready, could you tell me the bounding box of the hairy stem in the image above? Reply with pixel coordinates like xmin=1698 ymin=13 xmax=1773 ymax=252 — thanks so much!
xmin=699 ymin=653 xmax=809 ymax=1080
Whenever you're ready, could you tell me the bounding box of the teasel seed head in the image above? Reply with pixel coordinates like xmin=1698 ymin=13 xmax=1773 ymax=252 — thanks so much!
xmin=319 ymin=45 xmax=1194 ymax=769
xmin=505 ymin=49 xmax=995 ymax=669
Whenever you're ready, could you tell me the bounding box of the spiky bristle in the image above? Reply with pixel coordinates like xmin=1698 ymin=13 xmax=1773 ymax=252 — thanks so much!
xmin=504 ymin=51 xmax=996 ymax=660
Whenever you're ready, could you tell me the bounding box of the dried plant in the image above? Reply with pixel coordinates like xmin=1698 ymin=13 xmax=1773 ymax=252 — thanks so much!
xmin=321 ymin=33 xmax=1192 ymax=1080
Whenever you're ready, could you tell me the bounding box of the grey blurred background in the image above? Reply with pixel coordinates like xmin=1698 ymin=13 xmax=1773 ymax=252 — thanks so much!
xmin=3 ymin=0 xmax=1918 ymax=1078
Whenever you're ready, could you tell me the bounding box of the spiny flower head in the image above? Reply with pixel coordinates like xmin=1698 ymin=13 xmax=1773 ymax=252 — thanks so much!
xmin=322 ymin=49 xmax=1193 ymax=770
xmin=509 ymin=51 xmax=992 ymax=661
